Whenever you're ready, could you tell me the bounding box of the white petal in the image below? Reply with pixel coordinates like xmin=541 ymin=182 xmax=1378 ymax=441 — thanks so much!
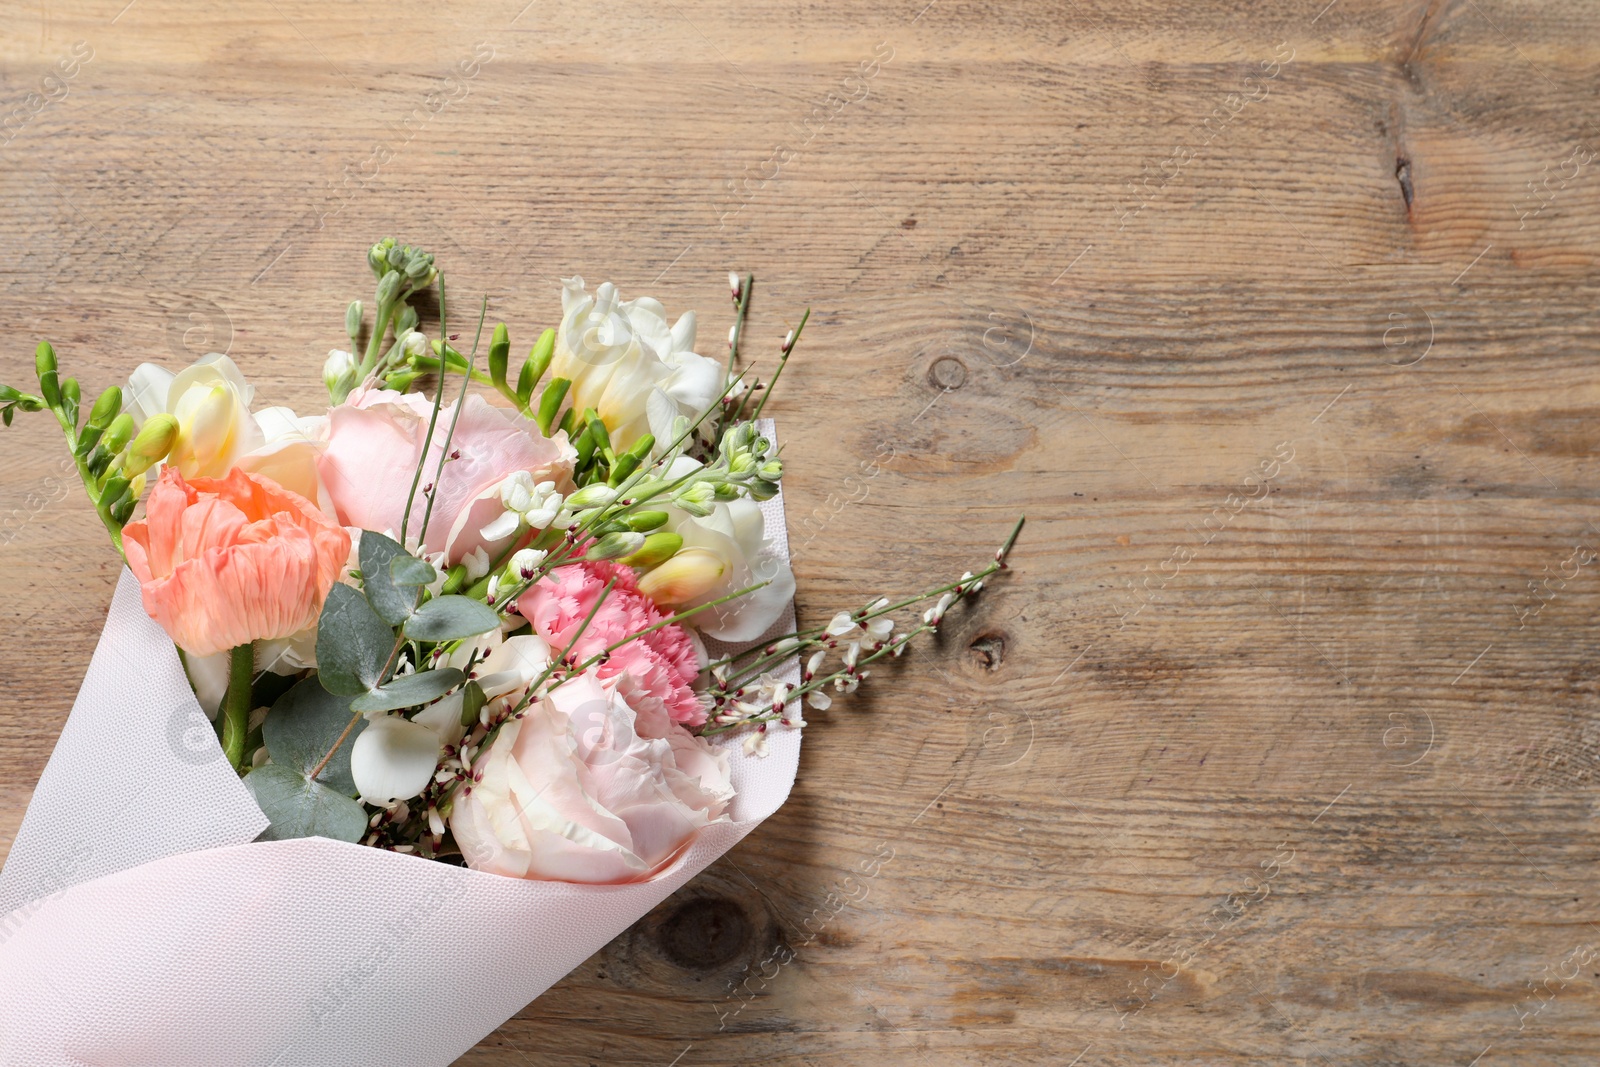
xmin=183 ymin=650 xmax=231 ymax=721
xmin=476 ymin=508 xmax=521 ymax=547
xmin=125 ymin=363 xmax=176 ymax=424
xmin=350 ymin=716 xmax=443 ymax=805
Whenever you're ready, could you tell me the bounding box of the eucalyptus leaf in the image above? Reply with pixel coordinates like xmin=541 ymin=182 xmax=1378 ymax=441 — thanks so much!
xmin=245 ymin=764 xmax=368 ymax=843
xmin=460 ymin=680 xmax=487 ymax=728
xmin=261 ymin=677 xmax=366 ymax=795
xmin=316 ymin=582 xmax=398 ymax=695
xmin=360 ymin=530 xmax=422 ymax=625
xmin=349 ymin=668 xmax=464 ymax=713
xmin=403 ymin=595 xmax=501 ymax=642
xmin=390 ymin=554 xmax=437 ymax=587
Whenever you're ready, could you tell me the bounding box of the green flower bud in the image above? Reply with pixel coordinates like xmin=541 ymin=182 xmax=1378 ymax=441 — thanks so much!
xmin=404 ymin=249 xmax=435 ymax=281
xmin=102 ymin=412 xmax=135 ymax=456
xmin=585 ymin=531 xmax=646 ymax=562
xmin=88 ymin=385 xmax=122 ymax=428
xmin=759 ymin=459 xmax=783 ymax=482
xmin=386 ymin=244 xmax=406 ymax=269
xmin=109 ymin=493 xmax=136 ymax=525
xmin=124 ymin=413 xmax=179 ymax=477
xmin=99 ymin=473 xmax=130 ymax=508
xmin=345 ymin=299 xmax=363 ymax=341
xmin=60 ymin=377 xmax=80 ymax=427
xmin=488 ymin=322 xmax=511 ymax=393
xmin=395 ymin=304 xmax=419 ymax=335
xmin=673 ymin=482 xmax=716 ymax=517
xmin=566 ymin=483 xmax=619 ymax=509
xmin=34 ymin=341 xmax=59 ymax=409
xmin=375 ymin=269 xmax=403 ymax=305
xmin=620 ymin=531 xmax=683 ymax=569
xmin=626 ymin=510 xmax=670 ymax=532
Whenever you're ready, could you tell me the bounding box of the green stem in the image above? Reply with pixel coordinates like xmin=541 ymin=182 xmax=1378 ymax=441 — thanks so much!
xmin=221 ymin=643 xmax=254 ymax=773
xmin=750 ymin=307 xmax=809 ymax=423
xmin=405 ymin=355 xmax=495 ymax=387
xmin=46 ymin=393 xmax=126 ymax=559
xmin=359 ymin=297 xmax=397 ymax=380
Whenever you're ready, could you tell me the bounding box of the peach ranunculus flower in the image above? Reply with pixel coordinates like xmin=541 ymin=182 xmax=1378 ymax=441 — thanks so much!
xmin=451 ymin=670 xmax=733 ymax=883
xmin=123 ymin=468 xmax=351 ymax=658
xmin=317 ymin=386 xmax=575 ymax=565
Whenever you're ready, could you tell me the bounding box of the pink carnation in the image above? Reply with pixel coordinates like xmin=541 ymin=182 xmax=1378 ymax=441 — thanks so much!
xmin=516 ymin=560 xmax=705 ymax=733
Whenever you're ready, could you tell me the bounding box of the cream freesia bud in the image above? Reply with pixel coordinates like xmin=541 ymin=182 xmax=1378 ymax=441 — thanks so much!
xmin=123 ymin=413 xmax=179 ymax=477
xmin=636 ymin=547 xmax=726 ymax=608
xmin=324 ymin=348 xmax=359 ymax=401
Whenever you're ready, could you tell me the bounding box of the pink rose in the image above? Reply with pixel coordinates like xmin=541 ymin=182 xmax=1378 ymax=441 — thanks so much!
xmin=317 ymin=386 xmax=574 ymax=563
xmin=123 ymin=468 xmax=351 ymax=658
xmin=516 ymin=559 xmax=705 ymax=733
xmin=451 ymin=671 xmax=733 ymax=883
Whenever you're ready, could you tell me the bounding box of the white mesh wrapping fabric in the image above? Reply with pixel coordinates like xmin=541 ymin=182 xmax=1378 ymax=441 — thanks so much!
xmin=0 ymin=423 xmax=799 ymax=1067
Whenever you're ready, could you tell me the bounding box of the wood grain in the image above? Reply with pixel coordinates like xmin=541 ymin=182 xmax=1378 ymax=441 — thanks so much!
xmin=3 ymin=0 xmax=1600 ymax=1062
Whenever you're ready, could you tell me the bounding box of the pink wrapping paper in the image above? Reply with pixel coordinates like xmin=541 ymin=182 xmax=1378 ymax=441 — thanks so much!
xmin=0 ymin=484 xmax=798 ymax=1066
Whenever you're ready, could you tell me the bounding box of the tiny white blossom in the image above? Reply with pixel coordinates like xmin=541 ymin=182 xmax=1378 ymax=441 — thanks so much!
xmin=805 ymin=649 xmax=827 ymax=678
xmin=842 ymin=642 xmax=860 ymax=669
xmin=743 ymin=730 xmax=770 ymax=757
xmin=864 ymin=616 xmax=894 ymax=642
xmin=462 ymin=546 xmax=491 ymax=581
xmin=427 ymin=806 xmax=445 ymax=836
xmin=522 ymin=481 xmax=564 ymax=530
xmin=827 ymin=612 xmax=856 ymax=637
xmin=509 ymin=547 xmax=547 ymax=579
xmin=808 ymin=690 xmax=832 ymax=710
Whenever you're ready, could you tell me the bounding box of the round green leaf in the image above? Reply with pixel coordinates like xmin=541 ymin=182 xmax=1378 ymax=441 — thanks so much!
xmin=349 ymin=668 xmax=464 ymax=713
xmin=360 ymin=530 xmax=422 ymax=625
xmin=261 ymin=677 xmax=366 ymax=795
xmin=245 ymin=764 xmax=368 ymax=843
xmin=316 ymin=582 xmax=398 ymax=695
xmin=403 ymin=595 xmax=501 ymax=642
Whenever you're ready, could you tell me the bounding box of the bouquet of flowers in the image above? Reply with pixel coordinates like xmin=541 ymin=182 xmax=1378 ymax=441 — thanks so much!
xmin=0 ymin=241 xmax=1021 ymax=1065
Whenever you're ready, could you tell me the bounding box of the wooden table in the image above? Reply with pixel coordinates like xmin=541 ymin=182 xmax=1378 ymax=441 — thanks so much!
xmin=3 ymin=0 xmax=1599 ymax=1062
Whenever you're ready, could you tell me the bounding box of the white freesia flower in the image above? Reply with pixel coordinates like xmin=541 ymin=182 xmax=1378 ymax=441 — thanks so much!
xmin=126 ymin=352 xmax=331 ymax=512
xmin=550 ymin=277 xmax=724 ymax=450
xmin=462 ymin=545 xmax=492 ymax=581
